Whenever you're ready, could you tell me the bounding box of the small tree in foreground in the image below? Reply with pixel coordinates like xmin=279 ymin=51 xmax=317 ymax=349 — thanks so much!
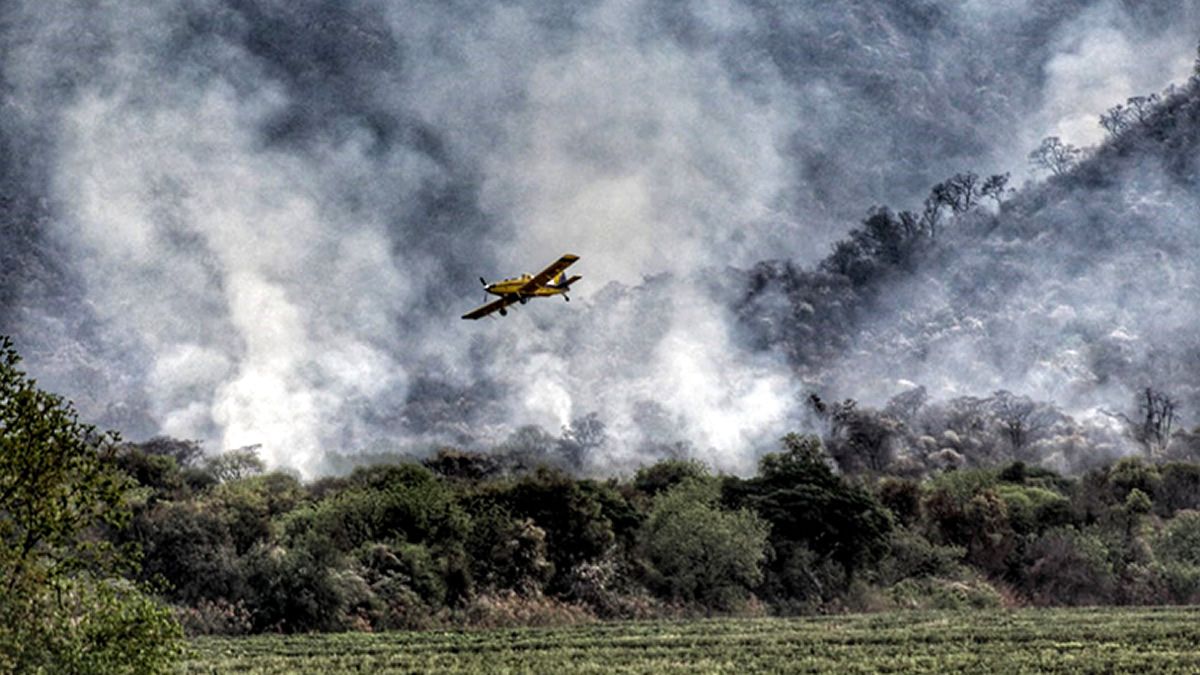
xmin=0 ymin=336 xmax=182 ymax=672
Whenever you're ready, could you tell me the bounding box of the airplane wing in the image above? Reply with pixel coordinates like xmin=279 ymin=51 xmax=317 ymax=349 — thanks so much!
xmin=518 ymin=253 xmax=579 ymax=294
xmin=461 ymin=296 xmax=516 ymax=320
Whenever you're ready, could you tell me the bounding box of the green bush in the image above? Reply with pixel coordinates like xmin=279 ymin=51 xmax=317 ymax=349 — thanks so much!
xmin=1159 ymin=561 xmax=1200 ymax=603
xmin=725 ymin=434 xmax=892 ymax=604
xmin=0 ymin=336 xmax=183 ymax=671
xmin=634 ymin=458 xmax=710 ymax=497
xmin=479 ymin=468 xmax=617 ymax=592
xmin=877 ymin=477 xmax=922 ymax=527
xmin=2 ymin=577 xmax=183 ymax=674
xmin=1155 ymin=463 xmax=1200 ymax=516
xmin=639 ymin=479 xmax=770 ymax=611
xmin=878 ymin=528 xmax=965 ymax=585
xmin=1154 ymin=510 xmax=1200 ymax=566
xmin=466 ymin=508 xmax=554 ymax=595
xmin=996 ymin=484 xmax=1071 ymax=535
xmin=242 ymin=541 xmax=349 ymax=632
xmin=356 ymin=541 xmax=453 ymax=629
xmin=1023 ymin=526 xmax=1114 ymax=605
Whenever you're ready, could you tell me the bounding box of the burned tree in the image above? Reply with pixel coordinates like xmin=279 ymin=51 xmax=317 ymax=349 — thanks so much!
xmin=1125 ymin=94 xmax=1160 ymax=125
xmin=921 ymin=171 xmax=988 ymax=232
xmin=1028 ymin=136 xmax=1082 ymax=176
xmin=1100 ymin=104 xmax=1131 ymax=137
xmin=989 ymin=390 xmax=1039 ymax=460
xmin=558 ymin=412 xmax=608 ymax=470
xmin=885 ymin=386 xmax=928 ymax=423
xmin=1099 ymin=95 xmax=1160 ymax=138
xmin=815 ymin=398 xmax=899 ymax=474
xmin=921 ymin=191 xmax=947 ymax=239
xmin=979 ymin=173 xmax=1011 ymax=207
xmin=942 ymin=172 xmax=981 ymax=213
xmin=1135 ymin=388 xmax=1177 ymax=457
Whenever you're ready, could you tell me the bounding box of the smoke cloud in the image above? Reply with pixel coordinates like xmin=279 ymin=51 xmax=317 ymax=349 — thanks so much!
xmin=1 ymin=0 xmax=1197 ymax=476
xmin=1029 ymin=1 xmax=1198 ymax=151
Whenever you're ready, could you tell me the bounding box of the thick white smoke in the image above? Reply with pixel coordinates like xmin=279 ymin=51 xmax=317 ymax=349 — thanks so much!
xmin=19 ymin=0 xmax=803 ymax=476
xmin=4 ymin=0 xmax=1199 ymax=476
xmin=1026 ymin=1 xmax=1198 ymax=159
xmin=57 ymin=79 xmax=410 ymax=474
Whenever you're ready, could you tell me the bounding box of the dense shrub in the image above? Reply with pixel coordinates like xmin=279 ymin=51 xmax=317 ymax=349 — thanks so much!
xmin=639 ymin=479 xmax=770 ymax=611
xmin=0 ymin=336 xmax=182 ymax=670
xmin=725 ymin=434 xmax=892 ymax=607
xmin=1023 ymin=527 xmax=1114 ymax=606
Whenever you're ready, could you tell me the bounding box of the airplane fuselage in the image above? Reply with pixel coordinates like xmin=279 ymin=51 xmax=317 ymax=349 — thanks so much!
xmin=485 ymin=273 xmax=570 ymax=299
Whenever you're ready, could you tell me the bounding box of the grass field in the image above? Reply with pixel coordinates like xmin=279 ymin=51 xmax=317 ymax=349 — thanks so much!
xmin=181 ymin=606 xmax=1200 ymax=673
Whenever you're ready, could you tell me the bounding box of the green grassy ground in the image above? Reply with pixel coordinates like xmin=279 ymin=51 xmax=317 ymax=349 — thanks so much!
xmin=182 ymin=606 xmax=1200 ymax=673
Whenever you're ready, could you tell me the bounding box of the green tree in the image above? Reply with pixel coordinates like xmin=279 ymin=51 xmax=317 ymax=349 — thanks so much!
xmin=482 ymin=468 xmax=616 ymax=593
xmin=465 ymin=507 xmax=554 ymax=595
xmin=1156 ymin=463 xmax=1200 ymax=516
xmin=204 ymin=444 xmax=266 ymax=483
xmin=132 ymin=499 xmax=245 ymax=605
xmin=1153 ymin=510 xmax=1200 ymax=603
xmin=877 ymin=477 xmax=922 ymax=528
xmin=921 ymin=473 xmax=1019 ymax=576
xmin=241 ymin=538 xmax=350 ymax=633
xmin=0 ymin=336 xmax=182 ymax=671
xmin=639 ymin=479 xmax=769 ymax=611
xmin=725 ymin=434 xmax=892 ymax=605
xmin=1155 ymin=510 xmax=1200 ymax=567
xmin=423 ymin=447 xmax=501 ymax=482
xmin=634 ymin=458 xmax=710 ymax=497
xmin=1022 ymin=526 xmax=1114 ymax=605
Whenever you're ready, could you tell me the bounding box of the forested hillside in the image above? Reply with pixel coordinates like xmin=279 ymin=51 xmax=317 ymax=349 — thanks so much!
xmin=735 ymin=57 xmax=1200 ymax=476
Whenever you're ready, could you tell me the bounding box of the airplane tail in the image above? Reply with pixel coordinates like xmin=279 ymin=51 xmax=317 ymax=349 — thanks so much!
xmin=554 ymin=274 xmax=582 ymax=289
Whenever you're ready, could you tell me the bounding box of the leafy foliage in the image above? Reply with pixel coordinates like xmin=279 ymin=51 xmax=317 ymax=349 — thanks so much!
xmin=639 ymin=479 xmax=769 ymax=611
xmin=0 ymin=336 xmax=183 ymax=670
xmin=725 ymin=434 xmax=892 ymax=606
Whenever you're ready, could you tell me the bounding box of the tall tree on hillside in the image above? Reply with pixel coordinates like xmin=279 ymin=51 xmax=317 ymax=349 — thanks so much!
xmin=979 ymin=173 xmax=1011 ymax=206
xmin=1028 ymin=136 xmax=1082 ymax=176
xmin=990 ymin=390 xmax=1038 ymax=458
xmin=1136 ymin=388 xmax=1177 ymax=458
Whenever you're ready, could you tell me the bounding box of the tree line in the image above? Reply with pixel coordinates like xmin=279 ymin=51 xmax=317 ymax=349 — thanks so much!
xmin=103 ymin=421 xmax=1200 ymax=639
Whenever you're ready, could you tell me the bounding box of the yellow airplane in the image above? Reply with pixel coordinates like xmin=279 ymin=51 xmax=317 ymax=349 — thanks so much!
xmin=462 ymin=253 xmax=582 ymax=320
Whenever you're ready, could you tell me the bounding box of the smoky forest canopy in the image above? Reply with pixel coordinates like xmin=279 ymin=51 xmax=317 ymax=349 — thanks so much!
xmin=2 ymin=1 xmax=1200 ymax=477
